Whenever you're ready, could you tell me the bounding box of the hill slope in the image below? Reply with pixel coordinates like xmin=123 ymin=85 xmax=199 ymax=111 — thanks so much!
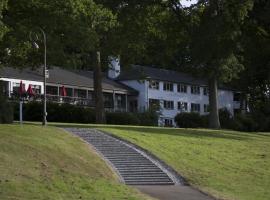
xmin=0 ymin=125 xmax=151 ymax=200
xmin=98 ymin=126 xmax=270 ymax=200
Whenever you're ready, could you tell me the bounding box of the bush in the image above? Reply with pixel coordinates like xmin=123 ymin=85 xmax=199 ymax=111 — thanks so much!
xmin=106 ymin=112 xmax=140 ymax=125
xmin=13 ymin=101 xmax=159 ymax=126
xmin=13 ymin=102 xmax=95 ymax=123
xmin=137 ymin=110 xmax=159 ymax=126
xmin=175 ymin=112 xmax=206 ymax=128
xmin=0 ymin=93 xmax=13 ymax=124
xmin=233 ymin=114 xmax=259 ymax=132
xmin=219 ymin=108 xmax=234 ymax=129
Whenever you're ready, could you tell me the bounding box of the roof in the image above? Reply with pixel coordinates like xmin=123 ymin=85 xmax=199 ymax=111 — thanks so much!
xmin=118 ymin=65 xmax=234 ymax=90
xmin=118 ymin=65 xmax=207 ymax=86
xmin=0 ymin=66 xmax=138 ymax=94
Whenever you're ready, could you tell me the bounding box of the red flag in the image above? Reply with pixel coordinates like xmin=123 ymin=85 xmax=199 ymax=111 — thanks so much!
xmin=19 ymin=81 xmax=26 ymax=96
xmin=27 ymin=84 xmax=35 ymax=96
xmin=61 ymin=86 xmax=67 ymax=97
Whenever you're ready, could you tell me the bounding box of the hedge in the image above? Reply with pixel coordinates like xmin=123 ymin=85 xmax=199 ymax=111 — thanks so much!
xmin=13 ymin=102 xmax=158 ymax=126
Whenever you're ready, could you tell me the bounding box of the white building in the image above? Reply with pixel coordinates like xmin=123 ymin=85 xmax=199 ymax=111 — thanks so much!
xmin=112 ymin=65 xmax=241 ymax=126
xmin=1 ymin=64 xmax=241 ymax=126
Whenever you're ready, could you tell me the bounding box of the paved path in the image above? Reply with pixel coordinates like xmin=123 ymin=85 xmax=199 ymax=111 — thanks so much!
xmin=136 ymin=185 xmax=214 ymax=200
xmin=65 ymin=128 xmax=214 ymax=200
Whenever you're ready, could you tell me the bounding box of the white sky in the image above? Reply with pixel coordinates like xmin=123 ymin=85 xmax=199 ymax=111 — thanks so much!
xmin=180 ymin=0 xmax=198 ymax=7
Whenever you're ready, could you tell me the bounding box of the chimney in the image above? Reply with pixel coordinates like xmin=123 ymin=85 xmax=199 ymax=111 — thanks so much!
xmin=108 ymin=56 xmax=120 ymax=79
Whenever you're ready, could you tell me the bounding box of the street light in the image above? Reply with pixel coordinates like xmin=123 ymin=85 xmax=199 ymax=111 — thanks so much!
xmin=30 ymin=28 xmax=47 ymax=126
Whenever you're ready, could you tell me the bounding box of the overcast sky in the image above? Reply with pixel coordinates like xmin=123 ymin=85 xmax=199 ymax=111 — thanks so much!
xmin=181 ymin=0 xmax=198 ymax=7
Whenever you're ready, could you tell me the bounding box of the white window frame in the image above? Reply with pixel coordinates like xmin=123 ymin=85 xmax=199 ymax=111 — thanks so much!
xmin=178 ymin=101 xmax=188 ymax=111
xmin=191 ymin=103 xmax=200 ymax=112
xmin=149 ymin=80 xmax=159 ymax=90
xmin=163 ymin=82 xmax=174 ymax=92
xmin=191 ymin=85 xmax=200 ymax=95
xmin=163 ymin=100 xmax=174 ymax=110
xmin=177 ymin=84 xmax=187 ymax=93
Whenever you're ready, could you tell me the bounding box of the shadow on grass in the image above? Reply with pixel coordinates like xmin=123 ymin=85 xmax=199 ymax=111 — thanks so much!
xmin=23 ymin=121 xmax=268 ymax=141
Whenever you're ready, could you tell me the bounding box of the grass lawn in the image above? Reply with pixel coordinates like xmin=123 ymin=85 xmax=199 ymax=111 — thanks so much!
xmin=42 ymin=122 xmax=270 ymax=200
xmin=97 ymin=126 xmax=270 ymax=200
xmin=0 ymin=124 xmax=152 ymax=200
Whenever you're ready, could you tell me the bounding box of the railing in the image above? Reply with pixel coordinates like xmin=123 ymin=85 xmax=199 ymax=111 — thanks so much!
xmin=7 ymin=93 xmax=127 ymax=112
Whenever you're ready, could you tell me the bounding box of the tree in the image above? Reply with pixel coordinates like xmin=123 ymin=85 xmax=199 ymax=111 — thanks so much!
xmin=0 ymin=0 xmax=8 ymax=41
xmin=0 ymin=0 xmax=116 ymax=123
xmin=189 ymin=0 xmax=254 ymax=128
xmin=238 ymin=0 xmax=270 ymax=113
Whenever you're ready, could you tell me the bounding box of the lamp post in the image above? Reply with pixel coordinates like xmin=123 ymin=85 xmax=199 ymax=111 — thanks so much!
xmin=30 ymin=28 xmax=47 ymax=126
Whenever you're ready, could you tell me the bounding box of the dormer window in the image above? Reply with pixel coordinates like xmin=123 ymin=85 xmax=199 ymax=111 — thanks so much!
xmin=149 ymin=80 xmax=159 ymax=90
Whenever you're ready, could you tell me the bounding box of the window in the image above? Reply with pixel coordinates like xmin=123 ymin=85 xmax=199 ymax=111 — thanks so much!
xmin=163 ymin=100 xmax=174 ymax=110
xmin=164 ymin=118 xmax=173 ymax=127
xmin=129 ymin=100 xmax=138 ymax=112
xmin=178 ymin=101 xmax=188 ymax=111
xmin=46 ymin=85 xmax=58 ymax=95
xmin=191 ymin=103 xmax=200 ymax=112
xmin=203 ymin=87 xmax=208 ymax=96
xmin=149 ymin=99 xmax=160 ymax=110
xmin=191 ymin=85 xmax=200 ymax=95
xmin=12 ymin=82 xmax=25 ymax=96
xmin=75 ymin=89 xmax=87 ymax=98
xmin=204 ymin=104 xmax=209 ymax=113
xmin=149 ymin=80 xmax=159 ymax=90
xmin=103 ymin=93 xmax=113 ymax=108
xmin=32 ymin=85 xmax=41 ymax=94
xmin=177 ymin=84 xmax=187 ymax=93
xmin=163 ymin=82 xmax=174 ymax=92
xmin=233 ymin=92 xmax=240 ymax=101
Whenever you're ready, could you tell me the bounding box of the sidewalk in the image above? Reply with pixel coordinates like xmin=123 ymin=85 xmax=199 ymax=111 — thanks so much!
xmin=136 ymin=185 xmax=215 ymax=200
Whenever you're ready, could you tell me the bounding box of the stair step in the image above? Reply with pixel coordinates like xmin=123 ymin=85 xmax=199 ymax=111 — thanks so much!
xmin=66 ymin=128 xmax=175 ymax=186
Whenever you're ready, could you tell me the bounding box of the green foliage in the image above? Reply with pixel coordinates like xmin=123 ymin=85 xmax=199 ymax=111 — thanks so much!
xmin=13 ymin=102 xmax=96 ymax=123
xmin=106 ymin=112 xmax=140 ymax=125
xmin=137 ymin=109 xmax=159 ymax=126
xmin=191 ymin=0 xmax=253 ymax=81
xmin=219 ymin=108 xmax=234 ymax=129
xmin=0 ymin=0 xmax=8 ymax=41
xmin=233 ymin=114 xmax=259 ymax=132
xmin=0 ymin=91 xmax=13 ymax=124
xmin=175 ymin=112 xmax=207 ymax=128
xmin=0 ymin=0 xmax=116 ymax=68
xmin=13 ymin=102 xmax=158 ymax=125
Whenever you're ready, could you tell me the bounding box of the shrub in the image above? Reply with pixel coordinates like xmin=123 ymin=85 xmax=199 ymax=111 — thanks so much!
xmin=175 ymin=112 xmax=206 ymax=128
xmin=106 ymin=112 xmax=140 ymax=125
xmin=219 ymin=108 xmax=234 ymax=129
xmin=0 ymin=92 xmax=13 ymax=124
xmin=13 ymin=102 xmax=95 ymax=123
xmin=233 ymin=114 xmax=259 ymax=132
xmin=137 ymin=110 xmax=159 ymax=126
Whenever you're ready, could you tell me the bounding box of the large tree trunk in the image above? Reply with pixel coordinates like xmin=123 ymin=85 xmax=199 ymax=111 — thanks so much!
xmin=208 ymin=76 xmax=221 ymax=129
xmin=94 ymin=51 xmax=106 ymax=124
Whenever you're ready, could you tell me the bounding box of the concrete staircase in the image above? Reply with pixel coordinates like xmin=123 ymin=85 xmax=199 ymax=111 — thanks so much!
xmin=65 ymin=128 xmax=175 ymax=185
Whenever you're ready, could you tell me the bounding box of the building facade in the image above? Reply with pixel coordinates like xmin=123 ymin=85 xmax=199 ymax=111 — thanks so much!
xmin=115 ymin=65 xmax=241 ymax=126
xmin=1 ymin=65 xmax=241 ymax=127
xmin=0 ymin=67 xmax=137 ymax=112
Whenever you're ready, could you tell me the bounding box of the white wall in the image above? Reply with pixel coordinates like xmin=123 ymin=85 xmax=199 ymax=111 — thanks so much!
xmin=120 ymin=80 xmax=147 ymax=111
xmin=0 ymin=78 xmax=44 ymax=95
xmin=121 ymin=79 xmax=237 ymax=126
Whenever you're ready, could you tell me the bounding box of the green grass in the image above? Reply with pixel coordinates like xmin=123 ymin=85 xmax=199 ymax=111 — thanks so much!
xmin=97 ymin=126 xmax=270 ymax=200
xmin=0 ymin=124 xmax=152 ymax=200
